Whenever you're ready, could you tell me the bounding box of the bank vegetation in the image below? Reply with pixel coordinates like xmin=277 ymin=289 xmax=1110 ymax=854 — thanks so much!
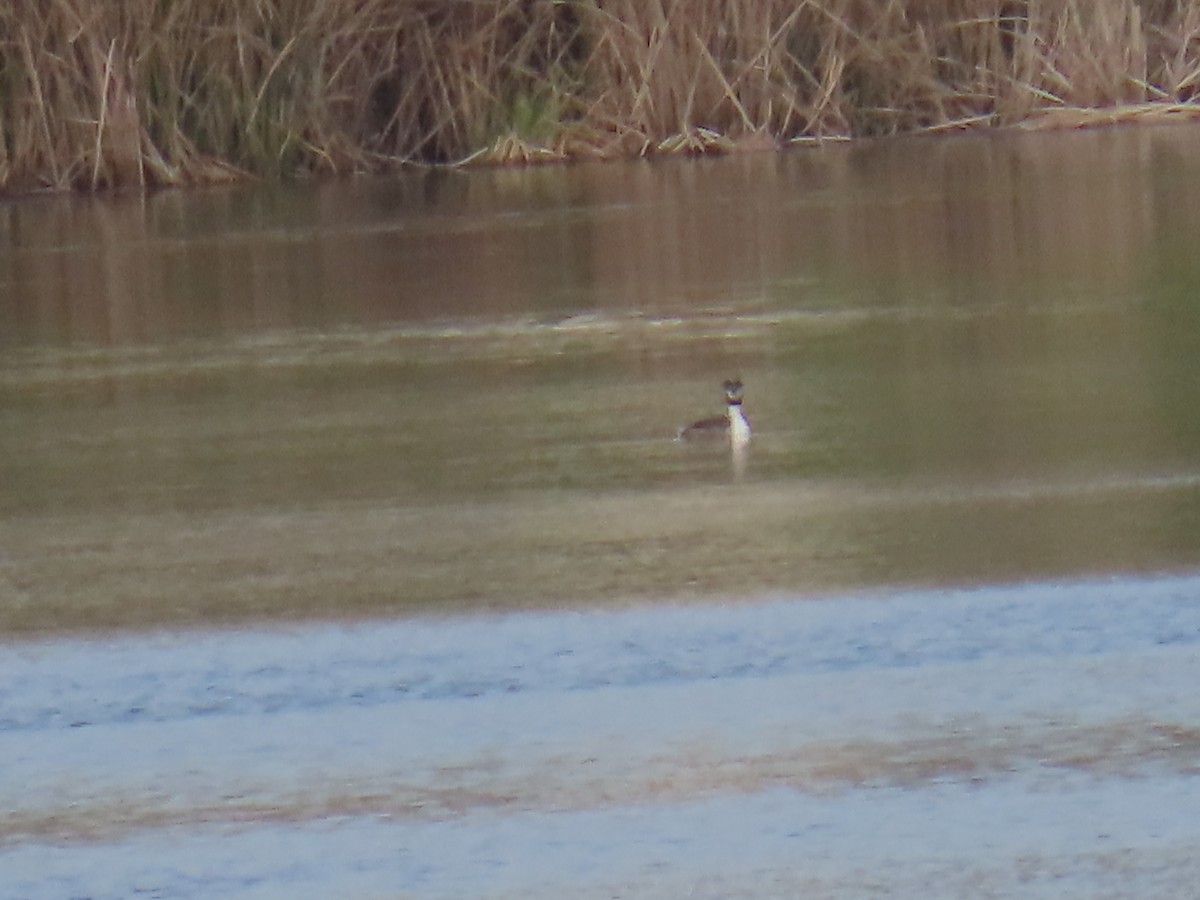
xmin=2 ymin=0 xmax=1200 ymax=193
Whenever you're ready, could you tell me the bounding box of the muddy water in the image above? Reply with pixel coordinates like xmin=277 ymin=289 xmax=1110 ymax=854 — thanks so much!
xmin=5 ymin=126 xmax=1200 ymax=631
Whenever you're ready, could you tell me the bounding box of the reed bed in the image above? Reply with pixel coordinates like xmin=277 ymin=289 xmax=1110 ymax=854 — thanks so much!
xmin=2 ymin=0 xmax=1200 ymax=192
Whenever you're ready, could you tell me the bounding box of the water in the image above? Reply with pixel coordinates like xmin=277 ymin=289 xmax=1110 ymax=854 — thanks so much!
xmin=5 ymin=575 xmax=1200 ymax=897
xmin=7 ymin=127 xmax=1200 ymax=896
xmin=6 ymin=127 xmax=1200 ymax=632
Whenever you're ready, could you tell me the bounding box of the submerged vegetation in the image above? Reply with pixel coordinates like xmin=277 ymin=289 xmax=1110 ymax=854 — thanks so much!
xmin=2 ymin=0 xmax=1200 ymax=192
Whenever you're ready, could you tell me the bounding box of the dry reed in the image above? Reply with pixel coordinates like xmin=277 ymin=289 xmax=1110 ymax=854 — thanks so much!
xmin=2 ymin=0 xmax=1199 ymax=193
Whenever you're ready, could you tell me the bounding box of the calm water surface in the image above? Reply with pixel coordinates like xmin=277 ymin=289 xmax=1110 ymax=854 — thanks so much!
xmin=4 ymin=126 xmax=1200 ymax=631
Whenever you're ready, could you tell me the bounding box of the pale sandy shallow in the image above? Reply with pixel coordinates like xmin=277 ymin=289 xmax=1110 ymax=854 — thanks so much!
xmin=4 ymin=573 xmax=1200 ymax=898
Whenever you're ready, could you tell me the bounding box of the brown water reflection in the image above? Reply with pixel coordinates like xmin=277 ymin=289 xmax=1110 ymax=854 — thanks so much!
xmin=5 ymin=126 xmax=1200 ymax=348
xmin=4 ymin=126 xmax=1200 ymax=632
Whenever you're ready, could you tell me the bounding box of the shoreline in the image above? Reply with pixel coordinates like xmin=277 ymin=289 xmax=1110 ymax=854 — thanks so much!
xmin=5 ymin=102 xmax=1200 ymax=200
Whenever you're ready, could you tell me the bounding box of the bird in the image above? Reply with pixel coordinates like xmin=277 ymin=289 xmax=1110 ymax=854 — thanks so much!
xmin=676 ymin=379 xmax=751 ymax=447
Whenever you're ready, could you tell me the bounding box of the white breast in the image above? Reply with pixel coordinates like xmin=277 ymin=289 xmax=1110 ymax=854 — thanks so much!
xmin=728 ymin=406 xmax=751 ymax=447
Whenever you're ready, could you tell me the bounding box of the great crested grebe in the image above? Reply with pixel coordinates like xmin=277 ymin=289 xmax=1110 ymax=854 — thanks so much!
xmin=676 ymin=379 xmax=751 ymax=447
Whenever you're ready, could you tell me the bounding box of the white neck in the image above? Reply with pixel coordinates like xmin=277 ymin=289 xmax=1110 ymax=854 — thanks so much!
xmin=728 ymin=404 xmax=750 ymax=447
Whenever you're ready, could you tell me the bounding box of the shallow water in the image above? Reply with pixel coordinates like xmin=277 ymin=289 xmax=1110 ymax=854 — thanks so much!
xmin=6 ymin=127 xmax=1200 ymax=630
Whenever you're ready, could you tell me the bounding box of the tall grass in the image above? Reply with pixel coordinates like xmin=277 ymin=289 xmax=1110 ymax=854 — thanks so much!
xmin=2 ymin=0 xmax=1199 ymax=192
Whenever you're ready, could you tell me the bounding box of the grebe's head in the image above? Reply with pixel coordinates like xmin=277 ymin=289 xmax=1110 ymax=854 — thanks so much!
xmin=723 ymin=379 xmax=744 ymax=405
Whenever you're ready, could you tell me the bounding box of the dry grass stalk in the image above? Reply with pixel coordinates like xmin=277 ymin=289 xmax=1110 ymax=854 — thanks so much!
xmin=1020 ymin=100 xmax=1200 ymax=129
xmin=1 ymin=0 xmax=1199 ymax=194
